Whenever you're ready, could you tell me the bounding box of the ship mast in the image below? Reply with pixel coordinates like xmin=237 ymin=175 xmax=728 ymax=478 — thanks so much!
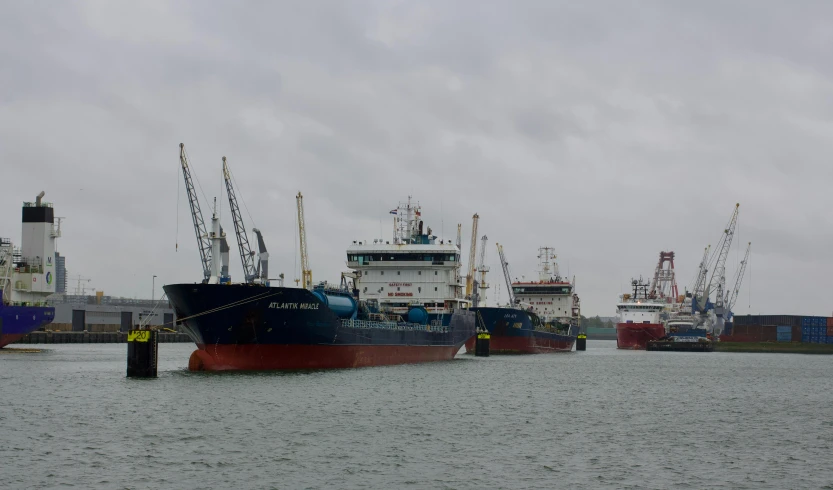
xmin=537 ymin=246 xmax=557 ymax=282
xmin=475 ymin=235 xmax=489 ymax=306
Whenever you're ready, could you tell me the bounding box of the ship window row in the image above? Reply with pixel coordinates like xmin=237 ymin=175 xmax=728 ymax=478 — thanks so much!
xmin=383 ymin=302 xmax=445 ymax=308
xmin=348 ymin=254 xmax=457 ymax=263
xmin=365 ymin=270 xmax=438 ymax=276
xmin=513 ymin=286 xmax=571 ymax=295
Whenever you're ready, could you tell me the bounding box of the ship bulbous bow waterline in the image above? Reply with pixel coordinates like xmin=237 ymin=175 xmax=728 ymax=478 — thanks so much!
xmin=164 ymin=283 xmax=476 ymax=371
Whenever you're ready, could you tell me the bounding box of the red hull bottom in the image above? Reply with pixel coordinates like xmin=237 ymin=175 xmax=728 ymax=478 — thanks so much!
xmin=464 ymin=335 xmax=574 ymax=354
xmin=616 ymin=323 xmax=665 ymax=349
xmin=189 ymin=344 xmax=462 ymax=371
xmin=0 ymin=334 xmax=25 ymax=349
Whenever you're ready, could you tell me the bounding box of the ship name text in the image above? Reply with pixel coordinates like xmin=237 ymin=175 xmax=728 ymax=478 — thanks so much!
xmin=268 ymin=302 xmax=319 ymax=310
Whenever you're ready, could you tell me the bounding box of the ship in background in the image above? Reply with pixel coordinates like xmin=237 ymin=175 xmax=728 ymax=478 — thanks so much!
xmin=164 ymin=146 xmax=473 ymax=370
xmin=0 ymin=192 xmax=58 ymax=348
xmin=466 ymin=244 xmax=579 ymax=354
xmin=615 ymin=277 xmax=666 ymax=349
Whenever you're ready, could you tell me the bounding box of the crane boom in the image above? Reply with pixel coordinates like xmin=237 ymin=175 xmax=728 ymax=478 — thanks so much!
xmin=496 ymin=242 xmax=515 ymax=306
xmin=692 ymin=245 xmax=711 ymax=313
xmin=465 ymin=214 xmax=479 ymax=299
xmin=252 ymin=227 xmax=269 ymax=283
xmin=709 ymin=203 xmax=740 ymax=316
xmin=179 ymin=143 xmax=212 ymax=282
xmin=296 ymin=192 xmax=312 ymax=289
xmin=223 ymin=157 xmax=257 ymax=283
xmin=726 ymin=242 xmax=751 ymax=313
xmin=476 ymin=235 xmax=489 ymax=306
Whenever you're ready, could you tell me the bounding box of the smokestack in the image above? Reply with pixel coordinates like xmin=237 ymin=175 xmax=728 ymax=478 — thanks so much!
xmin=36 ymin=191 xmax=45 ymax=207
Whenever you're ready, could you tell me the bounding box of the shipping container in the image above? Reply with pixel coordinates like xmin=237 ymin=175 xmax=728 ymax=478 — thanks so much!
xmin=735 ymin=315 xmax=802 ymax=327
xmin=721 ymin=324 xmax=778 ymax=343
xmin=776 ymin=326 xmax=791 ymax=333
xmin=828 ymin=325 xmax=833 ymax=336
xmin=792 ymin=325 xmax=803 ymax=342
xmin=810 ymin=336 xmax=820 ymax=344
xmin=828 ymin=317 xmax=833 ymax=328
xmin=827 ymin=337 xmax=833 ymax=344
xmin=776 ymin=330 xmax=791 ymax=342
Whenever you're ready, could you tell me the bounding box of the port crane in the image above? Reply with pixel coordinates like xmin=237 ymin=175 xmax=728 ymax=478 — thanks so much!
xmin=691 ymin=245 xmax=711 ymax=312
xmin=474 ymin=235 xmax=489 ymax=307
xmin=296 ymin=192 xmax=312 ymax=289
xmin=465 ymin=214 xmax=479 ymax=300
xmin=496 ymin=242 xmax=515 ymax=306
xmin=725 ymin=242 xmax=751 ymax=317
xmin=708 ymin=203 xmax=740 ymax=318
xmin=223 ymin=157 xmax=257 ymax=283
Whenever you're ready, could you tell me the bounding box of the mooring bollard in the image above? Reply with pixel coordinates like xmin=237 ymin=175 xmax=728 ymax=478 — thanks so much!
xmin=576 ymin=333 xmax=587 ymax=351
xmin=475 ymin=332 xmax=490 ymax=357
xmin=127 ymin=329 xmax=159 ymax=378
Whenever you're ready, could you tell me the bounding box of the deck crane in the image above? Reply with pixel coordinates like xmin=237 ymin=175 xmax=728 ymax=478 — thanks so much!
xmin=496 ymin=242 xmax=516 ymax=306
xmin=709 ymin=203 xmax=740 ymax=318
xmin=725 ymin=242 xmax=751 ymax=317
xmin=474 ymin=235 xmax=490 ymax=307
xmin=296 ymin=192 xmax=312 ymax=290
xmin=179 ymin=143 xmax=213 ymax=283
xmin=252 ymin=228 xmax=269 ymax=284
xmin=223 ymin=157 xmax=257 ymax=284
xmin=465 ymin=214 xmax=479 ymax=299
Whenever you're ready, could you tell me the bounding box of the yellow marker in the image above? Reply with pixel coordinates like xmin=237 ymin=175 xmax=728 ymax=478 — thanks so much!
xmin=128 ymin=331 xmax=151 ymax=342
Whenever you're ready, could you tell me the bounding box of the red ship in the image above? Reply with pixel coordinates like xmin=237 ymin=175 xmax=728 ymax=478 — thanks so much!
xmin=616 ymin=278 xmax=666 ymax=349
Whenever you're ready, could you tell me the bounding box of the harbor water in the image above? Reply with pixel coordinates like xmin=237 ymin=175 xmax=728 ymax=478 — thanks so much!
xmin=2 ymin=341 xmax=832 ymax=489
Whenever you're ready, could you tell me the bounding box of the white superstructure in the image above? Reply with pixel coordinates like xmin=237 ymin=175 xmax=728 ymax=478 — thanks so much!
xmin=616 ymin=279 xmax=664 ymax=325
xmin=0 ymin=192 xmax=61 ymax=306
xmin=509 ymin=247 xmax=580 ymax=326
xmin=346 ymin=198 xmax=468 ymax=317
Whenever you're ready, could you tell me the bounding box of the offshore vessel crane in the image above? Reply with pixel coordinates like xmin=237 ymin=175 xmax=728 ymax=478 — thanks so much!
xmin=223 ymin=157 xmax=257 ymax=283
xmin=496 ymin=242 xmax=516 ymax=306
xmin=296 ymin=192 xmax=312 ymax=290
xmin=465 ymin=214 xmax=479 ymax=300
xmin=691 ymin=245 xmax=711 ymax=312
xmin=649 ymin=251 xmax=678 ymax=301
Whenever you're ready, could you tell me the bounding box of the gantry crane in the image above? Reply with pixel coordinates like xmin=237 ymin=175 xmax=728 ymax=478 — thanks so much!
xmin=296 ymin=192 xmax=312 ymax=289
xmin=465 ymin=214 xmax=479 ymax=299
xmin=496 ymin=242 xmax=515 ymax=306
xmin=725 ymin=242 xmax=751 ymax=316
xmin=223 ymin=157 xmax=257 ymax=283
xmin=179 ymin=143 xmax=213 ymax=283
xmin=709 ymin=203 xmax=740 ymax=318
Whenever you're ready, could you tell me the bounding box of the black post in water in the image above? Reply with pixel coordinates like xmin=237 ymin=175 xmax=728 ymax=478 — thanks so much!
xmin=576 ymin=333 xmax=587 ymax=351
xmin=475 ymin=332 xmax=490 ymax=357
xmin=127 ymin=329 xmax=159 ymax=378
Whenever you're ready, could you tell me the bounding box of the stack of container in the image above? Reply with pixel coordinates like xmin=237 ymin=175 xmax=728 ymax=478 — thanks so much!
xmin=723 ymin=315 xmax=833 ymax=343
xmin=800 ymin=316 xmax=829 ymax=344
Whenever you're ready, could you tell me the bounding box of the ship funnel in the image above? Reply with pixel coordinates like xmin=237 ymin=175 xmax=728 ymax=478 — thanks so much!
xmin=36 ymin=191 xmax=45 ymax=206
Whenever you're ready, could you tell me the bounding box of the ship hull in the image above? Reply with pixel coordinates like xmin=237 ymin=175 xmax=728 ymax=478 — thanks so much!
xmin=616 ymin=322 xmax=665 ymax=349
xmin=164 ymin=283 xmax=476 ymax=371
xmin=0 ymin=304 xmax=55 ymax=348
xmin=464 ymin=307 xmax=576 ymax=354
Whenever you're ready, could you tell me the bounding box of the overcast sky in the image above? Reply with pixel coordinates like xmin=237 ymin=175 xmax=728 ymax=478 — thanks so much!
xmin=2 ymin=1 xmax=832 ymax=316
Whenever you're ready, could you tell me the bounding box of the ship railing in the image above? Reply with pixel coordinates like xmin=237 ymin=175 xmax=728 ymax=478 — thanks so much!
xmin=340 ymin=318 xmax=449 ymax=333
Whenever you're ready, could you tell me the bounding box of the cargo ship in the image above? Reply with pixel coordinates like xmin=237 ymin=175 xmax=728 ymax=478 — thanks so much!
xmin=165 ymin=197 xmax=476 ymax=371
xmin=0 ymin=193 xmax=58 ymax=348
xmin=465 ymin=247 xmax=579 ymax=354
xmin=615 ymin=278 xmax=666 ymax=349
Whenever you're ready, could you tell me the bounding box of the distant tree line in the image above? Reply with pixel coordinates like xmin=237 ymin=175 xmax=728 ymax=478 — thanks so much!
xmin=581 ymin=315 xmax=614 ymax=329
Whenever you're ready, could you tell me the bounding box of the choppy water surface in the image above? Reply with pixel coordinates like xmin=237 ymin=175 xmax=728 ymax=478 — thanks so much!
xmin=1 ymin=341 xmax=832 ymax=489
